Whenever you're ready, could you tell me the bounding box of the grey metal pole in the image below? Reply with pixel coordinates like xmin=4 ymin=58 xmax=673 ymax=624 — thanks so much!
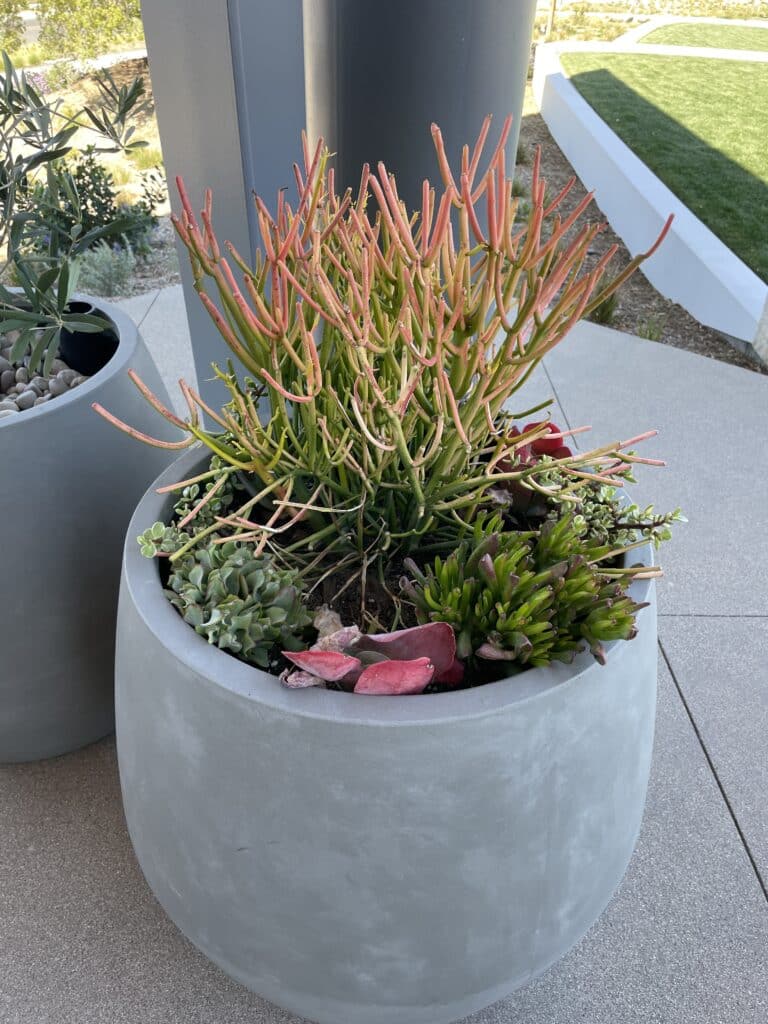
xmin=303 ymin=0 xmax=538 ymax=211
xmin=141 ymin=0 xmax=305 ymax=413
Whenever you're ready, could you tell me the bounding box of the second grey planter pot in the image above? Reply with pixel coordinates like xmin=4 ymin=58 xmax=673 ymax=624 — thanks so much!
xmin=0 ymin=298 xmax=174 ymax=763
xmin=117 ymin=448 xmax=658 ymax=1024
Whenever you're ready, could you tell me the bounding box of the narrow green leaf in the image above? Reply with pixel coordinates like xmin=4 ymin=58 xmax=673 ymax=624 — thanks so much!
xmin=27 ymin=327 xmax=55 ymax=375
xmin=43 ymin=329 xmax=61 ymax=377
xmin=57 ymin=262 xmax=70 ymax=312
xmin=10 ymin=328 xmax=33 ymax=362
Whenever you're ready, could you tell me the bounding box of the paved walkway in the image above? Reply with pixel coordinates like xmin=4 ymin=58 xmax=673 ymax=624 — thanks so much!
xmin=1 ymin=287 xmax=767 ymax=1023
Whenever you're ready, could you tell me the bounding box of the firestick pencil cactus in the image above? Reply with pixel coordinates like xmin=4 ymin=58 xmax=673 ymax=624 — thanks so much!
xmin=95 ymin=117 xmax=670 ymax=585
xmin=96 ymin=116 xmax=680 ymax=687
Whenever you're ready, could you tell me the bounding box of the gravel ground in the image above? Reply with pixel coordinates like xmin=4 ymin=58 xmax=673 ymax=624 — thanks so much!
xmin=120 ymin=216 xmax=180 ymax=297
xmin=516 ymin=101 xmax=766 ymax=375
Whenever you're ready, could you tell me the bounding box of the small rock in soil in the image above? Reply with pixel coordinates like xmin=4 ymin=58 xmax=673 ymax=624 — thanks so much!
xmin=30 ymin=376 xmax=47 ymax=392
xmin=48 ymin=377 xmax=68 ymax=397
xmin=0 ymin=408 xmax=19 ymax=419
xmin=0 ymin=356 xmax=11 ymax=373
xmin=0 ymin=398 xmax=18 ymax=412
xmin=15 ymin=390 xmax=35 ymax=411
xmin=33 ymin=395 xmax=50 ymax=406
xmin=50 ymin=359 xmax=68 ymax=374
xmin=58 ymin=369 xmax=77 ymax=386
xmin=14 ymin=367 xmax=28 ymax=384
xmin=0 ymin=369 xmax=14 ymax=393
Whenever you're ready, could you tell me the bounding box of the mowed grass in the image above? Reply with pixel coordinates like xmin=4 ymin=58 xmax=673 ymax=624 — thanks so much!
xmin=560 ymin=53 xmax=768 ymax=281
xmin=641 ymin=22 xmax=768 ymax=51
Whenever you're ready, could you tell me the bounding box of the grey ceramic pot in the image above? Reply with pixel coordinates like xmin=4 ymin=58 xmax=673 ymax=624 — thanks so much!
xmin=117 ymin=447 xmax=658 ymax=1024
xmin=0 ymin=298 xmax=174 ymax=763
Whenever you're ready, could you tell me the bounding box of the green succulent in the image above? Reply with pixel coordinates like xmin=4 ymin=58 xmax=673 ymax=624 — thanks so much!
xmin=403 ymin=513 xmax=648 ymax=670
xmin=165 ymin=540 xmax=313 ymax=669
xmin=546 ymin=476 xmax=684 ymax=550
xmin=137 ymin=521 xmax=189 ymax=558
xmin=172 ymin=455 xmax=241 ymax=532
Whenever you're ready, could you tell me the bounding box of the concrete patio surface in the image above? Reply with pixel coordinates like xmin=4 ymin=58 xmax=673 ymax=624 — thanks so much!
xmin=1 ymin=285 xmax=766 ymax=1023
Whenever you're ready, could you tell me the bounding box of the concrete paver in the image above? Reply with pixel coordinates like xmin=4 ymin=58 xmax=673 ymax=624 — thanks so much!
xmin=659 ymin=615 xmax=768 ymax=885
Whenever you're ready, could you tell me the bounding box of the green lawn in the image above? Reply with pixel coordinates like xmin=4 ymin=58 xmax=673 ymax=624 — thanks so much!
xmin=560 ymin=53 xmax=768 ymax=281
xmin=641 ymin=22 xmax=768 ymax=51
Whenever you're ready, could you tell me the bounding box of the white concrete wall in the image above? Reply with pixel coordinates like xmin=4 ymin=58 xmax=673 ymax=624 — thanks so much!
xmin=532 ymin=43 xmax=768 ymax=359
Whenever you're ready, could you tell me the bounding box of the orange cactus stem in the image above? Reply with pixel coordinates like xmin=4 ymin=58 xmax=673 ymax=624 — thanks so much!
xmin=127 ymin=369 xmax=188 ymax=430
xmin=92 ymin=403 xmax=194 ymax=449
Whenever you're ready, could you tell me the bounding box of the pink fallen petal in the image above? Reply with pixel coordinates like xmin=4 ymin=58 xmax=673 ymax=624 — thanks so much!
xmin=354 ymin=657 xmax=434 ymax=695
xmin=281 ymin=670 xmax=326 ymax=689
xmin=282 ymin=650 xmax=362 ymax=682
xmin=355 ymin=622 xmax=456 ymax=676
xmin=312 ymin=624 xmax=363 ymax=653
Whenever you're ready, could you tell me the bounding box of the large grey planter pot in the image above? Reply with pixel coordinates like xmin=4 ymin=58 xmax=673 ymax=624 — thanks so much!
xmin=303 ymin=0 xmax=539 ymax=208
xmin=0 ymin=298 xmax=174 ymax=763
xmin=117 ymin=447 xmax=658 ymax=1024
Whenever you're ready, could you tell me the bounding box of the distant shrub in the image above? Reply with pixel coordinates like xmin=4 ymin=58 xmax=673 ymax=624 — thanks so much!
xmin=36 ymin=0 xmax=144 ymax=61
xmin=588 ymin=290 xmax=620 ymax=326
xmin=0 ymin=1 xmax=24 ymax=54
xmin=129 ymin=145 xmax=163 ymax=171
xmin=636 ymin=316 xmax=665 ymax=341
xmin=27 ymin=147 xmax=165 ymax=257
xmin=76 ymin=238 xmax=136 ymax=296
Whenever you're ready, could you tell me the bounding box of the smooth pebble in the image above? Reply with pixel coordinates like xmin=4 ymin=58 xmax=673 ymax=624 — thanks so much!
xmin=15 ymin=390 xmax=36 ymax=411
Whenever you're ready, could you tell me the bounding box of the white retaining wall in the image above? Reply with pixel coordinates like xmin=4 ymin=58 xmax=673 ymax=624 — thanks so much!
xmin=532 ymin=43 xmax=768 ymax=360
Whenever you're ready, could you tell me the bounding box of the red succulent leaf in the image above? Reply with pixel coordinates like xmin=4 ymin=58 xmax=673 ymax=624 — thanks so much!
xmin=282 ymin=650 xmax=362 ymax=682
xmin=526 ymin=421 xmax=567 ymax=456
xmin=550 ymin=445 xmax=573 ymax=459
xmin=354 ymin=621 xmax=456 ymax=676
xmin=435 ymin=657 xmax=465 ymax=686
xmin=353 ymin=657 xmax=435 ymax=695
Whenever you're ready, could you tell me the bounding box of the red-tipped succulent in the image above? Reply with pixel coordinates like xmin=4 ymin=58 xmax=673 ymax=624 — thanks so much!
xmin=511 ymin=422 xmax=573 ymax=464
xmin=281 ymin=621 xmax=463 ymax=695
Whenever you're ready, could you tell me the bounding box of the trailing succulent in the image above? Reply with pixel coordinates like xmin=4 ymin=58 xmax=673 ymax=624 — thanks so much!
xmin=402 ymin=514 xmax=649 ymax=670
xmin=165 ymin=540 xmax=312 ymax=669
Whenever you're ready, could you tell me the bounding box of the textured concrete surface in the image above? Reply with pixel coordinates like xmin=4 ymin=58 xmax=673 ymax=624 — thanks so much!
xmin=544 ymin=322 xmax=768 ymax=616
xmin=2 ymin=292 xmax=766 ymax=1021
xmin=116 ymin=285 xmax=197 ymax=417
xmin=659 ymin=616 xmax=768 ymax=883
